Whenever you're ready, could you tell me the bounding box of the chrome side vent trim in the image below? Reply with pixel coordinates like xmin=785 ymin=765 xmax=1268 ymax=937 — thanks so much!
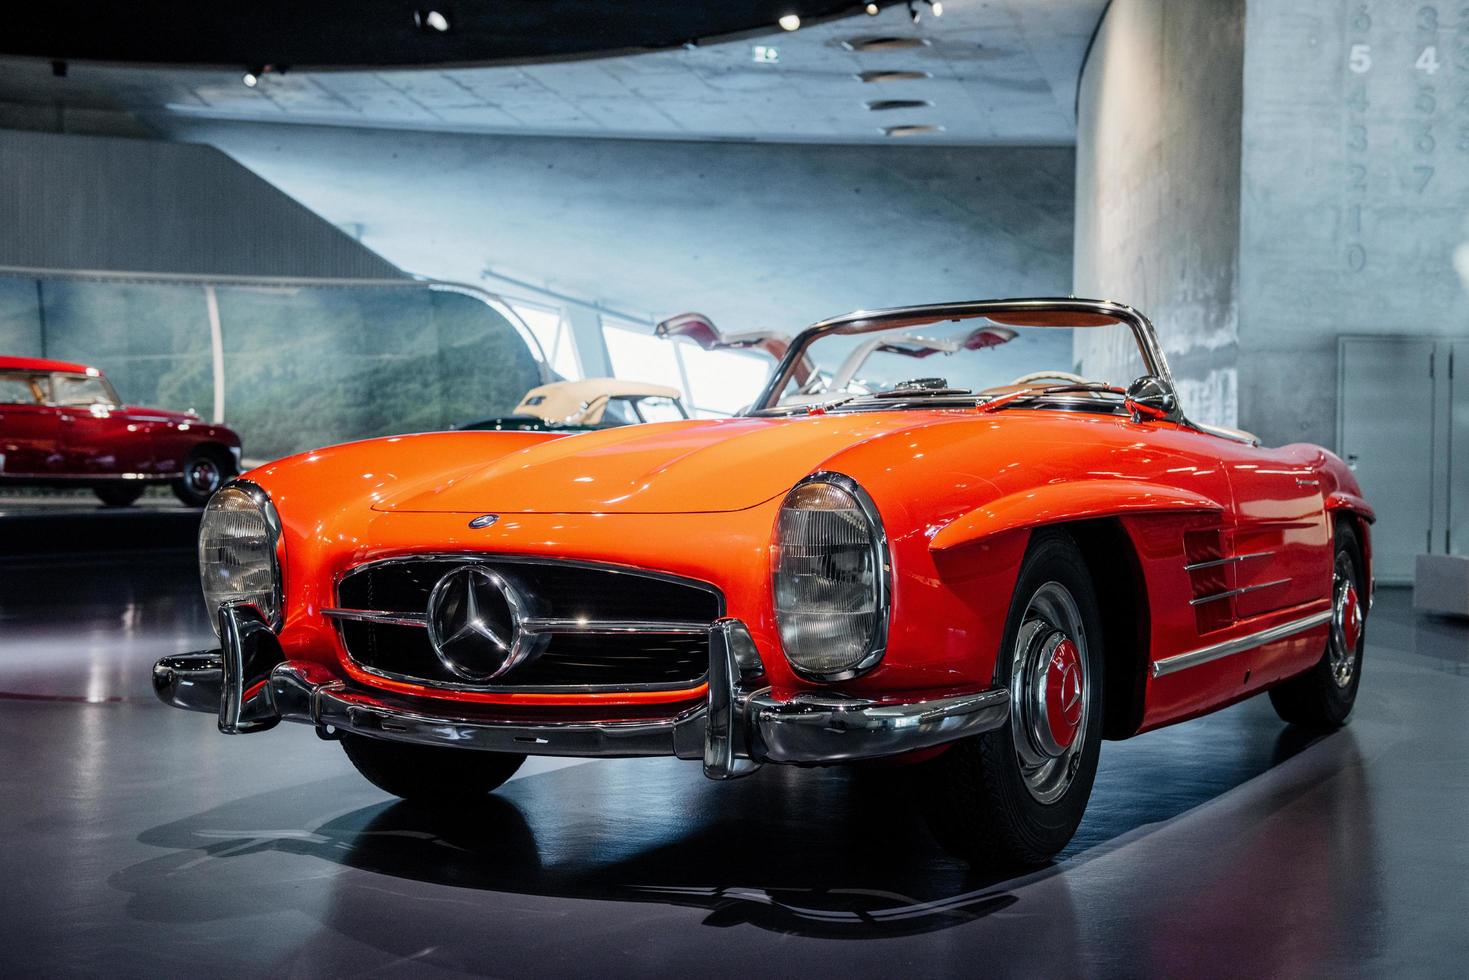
xmin=1189 ymin=578 xmax=1291 ymax=607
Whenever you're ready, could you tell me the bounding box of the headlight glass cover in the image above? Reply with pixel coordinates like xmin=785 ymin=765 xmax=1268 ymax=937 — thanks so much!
xmin=772 ymin=474 xmax=889 ymax=679
xmin=198 ymin=483 xmax=283 ymax=635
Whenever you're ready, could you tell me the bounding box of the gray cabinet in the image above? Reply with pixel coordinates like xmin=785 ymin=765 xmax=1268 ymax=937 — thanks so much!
xmin=1338 ymin=336 xmax=1465 ymax=584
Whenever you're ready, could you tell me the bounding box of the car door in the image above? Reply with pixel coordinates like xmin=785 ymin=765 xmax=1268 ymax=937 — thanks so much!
xmin=51 ymin=373 xmax=153 ymax=476
xmin=1216 ymin=442 xmax=1333 ymax=621
xmin=0 ymin=372 xmax=60 ymax=475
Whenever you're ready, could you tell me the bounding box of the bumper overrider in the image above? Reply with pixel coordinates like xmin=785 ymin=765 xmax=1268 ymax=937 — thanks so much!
xmin=154 ymin=603 xmax=1010 ymax=779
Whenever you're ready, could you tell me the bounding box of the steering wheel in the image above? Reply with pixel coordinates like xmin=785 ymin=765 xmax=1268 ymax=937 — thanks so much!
xmin=1009 ymin=370 xmax=1089 ymax=386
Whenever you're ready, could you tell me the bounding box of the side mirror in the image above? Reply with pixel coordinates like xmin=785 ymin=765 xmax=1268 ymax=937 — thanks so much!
xmin=1124 ymin=376 xmax=1179 ymax=423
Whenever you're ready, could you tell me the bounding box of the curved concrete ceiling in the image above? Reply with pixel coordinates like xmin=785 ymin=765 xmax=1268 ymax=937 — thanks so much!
xmin=0 ymin=0 xmax=1105 ymax=145
xmin=2 ymin=1 xmax=868 ymax=70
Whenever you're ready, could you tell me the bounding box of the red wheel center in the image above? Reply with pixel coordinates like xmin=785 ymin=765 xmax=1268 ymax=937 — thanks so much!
xmin=1340 ymin=582 xmax=1363 ymax=650
xmin=1044 ymin=638 xmax=1084 ymax=750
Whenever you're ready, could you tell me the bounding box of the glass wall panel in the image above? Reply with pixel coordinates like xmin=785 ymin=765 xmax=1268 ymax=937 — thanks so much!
xmin=0 ymin=276 xmax=43 ymax=355
xmin=216 ymin=285 xmax=539 ymax=460
xmin=0 ymin=273 xmax=541 ymax=464
xmin=39 ymin=279 xmax=215 ymax=417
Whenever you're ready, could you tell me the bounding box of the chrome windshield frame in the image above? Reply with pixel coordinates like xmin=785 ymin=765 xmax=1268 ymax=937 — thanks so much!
xmin=744 ymin=297 xmax=1172 ymax=415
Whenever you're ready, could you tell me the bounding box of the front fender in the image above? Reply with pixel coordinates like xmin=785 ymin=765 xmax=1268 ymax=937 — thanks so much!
xmin=929 ymin=478 xmax=1225 ymax=553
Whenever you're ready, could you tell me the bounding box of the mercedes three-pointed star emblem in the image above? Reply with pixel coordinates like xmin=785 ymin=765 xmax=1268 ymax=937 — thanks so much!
xmin=425 ymin=565 xmax=528 ymax=682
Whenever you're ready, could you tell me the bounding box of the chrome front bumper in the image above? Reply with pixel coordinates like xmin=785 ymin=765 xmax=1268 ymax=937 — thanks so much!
xmin=154 ymin=605 xmax=1010 ymax=780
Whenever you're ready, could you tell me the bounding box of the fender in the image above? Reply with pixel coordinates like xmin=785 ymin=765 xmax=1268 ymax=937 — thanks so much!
xmin=929 ymin=479 xmax=1225 ymax=553
xmin=1325 ymin=490 xmax=1375 ymax=524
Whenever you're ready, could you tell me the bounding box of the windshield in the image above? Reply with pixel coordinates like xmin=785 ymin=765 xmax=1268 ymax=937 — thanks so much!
xmin=754 ymin=304 xmax=1156 ymax=414
xmin=49 ymin=373 xmax=121 ymax=408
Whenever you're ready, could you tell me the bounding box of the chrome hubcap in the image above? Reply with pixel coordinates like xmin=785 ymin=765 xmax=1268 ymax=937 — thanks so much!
xmin=188 ymin=459 xmax=221 ymax=495
xmin=1329 ymin=552 xmax=1363 ymax=688
xmin=1009 ymin=581 xmax=1090 ymax=804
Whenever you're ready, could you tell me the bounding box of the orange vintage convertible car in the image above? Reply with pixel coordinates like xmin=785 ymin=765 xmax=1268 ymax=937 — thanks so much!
xmin=155 ymin=298 xmax=1373 ymax=867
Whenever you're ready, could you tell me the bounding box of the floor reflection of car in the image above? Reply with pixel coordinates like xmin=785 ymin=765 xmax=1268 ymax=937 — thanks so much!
xmin=457 ymin=379 xmax=689 ymax=432
xmin=0 ymin=356 xmax=242 ymax=507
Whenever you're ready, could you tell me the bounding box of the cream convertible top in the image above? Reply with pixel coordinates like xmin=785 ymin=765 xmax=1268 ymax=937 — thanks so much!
xmin=513 ymin=379 xmax=683 ymax=426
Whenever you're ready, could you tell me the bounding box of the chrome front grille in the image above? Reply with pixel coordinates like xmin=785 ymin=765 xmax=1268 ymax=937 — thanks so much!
xmin=327 ymin=556 xmax=721 ymax=692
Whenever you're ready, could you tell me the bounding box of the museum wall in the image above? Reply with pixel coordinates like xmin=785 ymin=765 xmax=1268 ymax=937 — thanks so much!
xmin=1073 ymin=0 xmax=1246 ymax=429
xmin=0 ymin=128 xmax=539 ymax=460
xmin=0 ymin=128 xmax=401 ymax=278
xmin=1237 ymin=0 xmax=1469 ymax=450
xmin=0 ymin=275 xmax=539 ymax=460
xmin=157 ymin=120 xmax=1078 ymax=333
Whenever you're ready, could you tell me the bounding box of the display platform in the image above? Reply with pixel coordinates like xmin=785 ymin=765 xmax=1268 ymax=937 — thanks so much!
xmin=0 ymin=495 xmax=200 ymax=558
xmin=0 ymin=553 xmax=1466 ymax=974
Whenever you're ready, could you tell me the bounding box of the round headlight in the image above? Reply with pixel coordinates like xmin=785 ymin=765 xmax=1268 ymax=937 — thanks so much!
xmin=772 ymin=473 xmax=890 ymax=680
xmin=198 ymin=482 xmax=283 ymax=635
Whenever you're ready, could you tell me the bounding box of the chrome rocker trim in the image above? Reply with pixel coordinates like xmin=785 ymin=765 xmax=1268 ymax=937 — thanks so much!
xmin=154 ymin=606 xmax=1011 ymax=779
xmin=1150 ymin=608 xmax=1333 ymax=678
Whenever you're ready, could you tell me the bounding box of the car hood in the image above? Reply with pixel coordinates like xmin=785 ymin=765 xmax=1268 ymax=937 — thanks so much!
xmin=374 ymin=414 xmax=940 ymax=515
xmin=120 ymin=405 xmax=199 ymax=423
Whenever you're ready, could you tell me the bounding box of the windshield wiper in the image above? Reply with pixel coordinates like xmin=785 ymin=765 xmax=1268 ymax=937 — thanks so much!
xmin=980 ymin=382 xmax=1125 ymax=413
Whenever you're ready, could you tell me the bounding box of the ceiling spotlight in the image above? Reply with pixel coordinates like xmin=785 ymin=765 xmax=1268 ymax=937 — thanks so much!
xmin=242 ymin=71 xmax=259 ymax=88
xmin=778 ymin=13 xmax=801 ymax=31
xmin=907 ymin=1 xmax=920 ymax=23
xmin=857 ymin=69 xmax=932 ymax=82
xmin=415 ymin=9 xmax=451 ymax=32
xmin=752 ymin=44 xmax=780 ymax=63
xmin=865 ymin=2 xmax=880 ymax=13
xmin=866 ymin=99 xmax=933 ymax=111
xmin=930 ymin=1 xmax=943 ymax=16
xmin=883 ymin=123 xmax=944 ymax=137
xmin=842 ymin=36 xmax=930 ymax=51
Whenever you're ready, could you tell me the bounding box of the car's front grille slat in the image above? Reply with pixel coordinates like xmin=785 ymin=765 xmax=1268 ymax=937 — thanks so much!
xmin=332 ymin=556 xmax=720 ymax=693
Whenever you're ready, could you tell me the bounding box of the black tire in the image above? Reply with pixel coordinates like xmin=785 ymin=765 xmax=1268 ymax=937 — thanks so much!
xmin=340 ymin=733 xmax=526 ymax=804
xmin=172 ymin=446 xmax=232 ymax=507
xmin=919 ymin=528 xmax=1105 ymax=868
xmin=93 ymin=483 xmax=147 ymax=507
xmin=1268 ymin=521 xmax=1366 ymax=729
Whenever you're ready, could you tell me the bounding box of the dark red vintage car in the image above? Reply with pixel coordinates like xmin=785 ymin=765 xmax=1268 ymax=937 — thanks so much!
xmin=0 ymin=356 xmax=242 ymax=507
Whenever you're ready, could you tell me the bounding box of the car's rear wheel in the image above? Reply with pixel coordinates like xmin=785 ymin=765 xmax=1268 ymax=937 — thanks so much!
xmin=171 ymin=447 xmax=232 ymax=507
xmin=1268 ymin=521 xmax=1366 ymax=729
xmin=340 ymin=733 xmax=527 ymax=804
xmin=93 ymin=483 xmax=147 ymax=507
xmin=919 ymin=528 xmax=1104 ymax=868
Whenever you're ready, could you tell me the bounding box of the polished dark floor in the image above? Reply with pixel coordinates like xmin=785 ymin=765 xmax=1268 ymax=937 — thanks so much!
xmin=2 ymin=554 xmax=1467 ymax=977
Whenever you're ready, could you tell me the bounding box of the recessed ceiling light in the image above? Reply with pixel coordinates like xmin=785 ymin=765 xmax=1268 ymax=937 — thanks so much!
xmin=415 ymin=9 xmax=451 ymax=32
xmin=865 ymin=2 xmax=880 ymax=13
xmin=242 ymin=71 xmax=259 ymax=88
xmin=752 ymin=44 xmax=780 ymax=64
xmin=778 ymin=13 xmax=801 ymax=31
xmin=857 ymin=70 xmax=932 ymax=82
xmin=866 ymin=99 xmax=933 ymax=111
xmin=883 ymin=124 xmax=944 ymax=137
xmin=842 ymin=36 xmax=931 ymax=52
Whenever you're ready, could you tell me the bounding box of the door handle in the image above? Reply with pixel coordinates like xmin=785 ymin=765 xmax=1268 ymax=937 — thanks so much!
xmin=1296 ymin=478 xmax=1320 ymax=487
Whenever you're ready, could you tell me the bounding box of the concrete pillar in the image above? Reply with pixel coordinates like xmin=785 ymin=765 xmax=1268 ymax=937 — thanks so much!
xmin=564 ymin=303 xmax=612 ymax=378
xmin=1073 ymin=0 xmax=1245 ymax=429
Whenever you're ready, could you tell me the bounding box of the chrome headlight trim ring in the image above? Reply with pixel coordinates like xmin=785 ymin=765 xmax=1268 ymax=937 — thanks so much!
xmin=772 ymin=470 xmax=892 ymax=683
xmin=199 ymin=478 xmax=286 ymax=634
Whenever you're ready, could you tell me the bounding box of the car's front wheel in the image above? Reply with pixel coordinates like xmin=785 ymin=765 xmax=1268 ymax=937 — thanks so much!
xmin=919 ymin=528 xmax=1104 ymax=868
xmin=340 ymin=734 xmax=527 ymax=804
